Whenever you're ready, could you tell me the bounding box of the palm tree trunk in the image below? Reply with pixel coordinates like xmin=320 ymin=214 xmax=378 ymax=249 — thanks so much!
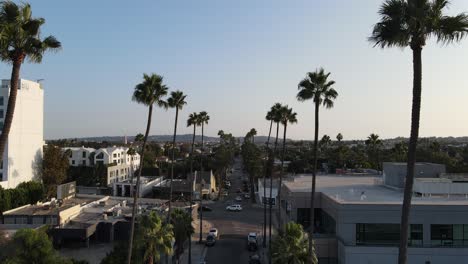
xmin=168 ymin=108 xmax=179 ymax=221
xmin=268 ymin=122 xmax=280 ymax=264
xmin=277 ymin=123 xmax=287 ymax=228
xmin=398 ymin=46 xmax=422 ymax=264
xmin=199 ymin=123 xmax=204 ymax=243
xmin=0 ymin=59 xmax=22 ymax=163
xmin=188 ymin=124 xmax=196 ymax=264
xmin=262 ymin=120 xmax=273 ymax=248
xmin=309 ymin=101 xmax=319 ymax=261
xmin=127 ymin=104 xmax=153 ymax=264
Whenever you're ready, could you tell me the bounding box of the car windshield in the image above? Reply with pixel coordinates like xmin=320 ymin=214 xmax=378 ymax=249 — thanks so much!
xmin=207 ymin=235 xmax=215 ymax=241
xmin=210 ymin=229 xmax=216 ymax=232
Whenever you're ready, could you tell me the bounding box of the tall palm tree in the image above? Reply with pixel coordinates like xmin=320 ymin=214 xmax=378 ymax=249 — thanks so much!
xmin=249 ymin=128 xmax=257 ymax=143
xmin=197 ymin=111 xmax=209 ymax=243
xmin=277 ymin=106 xmax=297 ymax=228
xmin=297 ymin=68 xmax=338 ymax=259
xmin=336 ymin=133 xmax=343 ymax=143
xmin=186 ymin=112 xmax=198 ymax=264
xmin=0 ymin=1 xmax=61 ymax=159
xmin=271 ymin=222 xmax=317 ymax=264
xmin=262 ymin=106 xmax=276 ymax=248
xmin=365 ymin=133 xmax=383 ymax=170
xmin=127 ymin=73 xmax=168 ymax=264
xmin=268 ymin=103 xmax=282 ymax=264
xmin=167 ymin=91 xmax=188 ymax=221
xmin=370 ymin=2 xmax=468 ymax=262
xmin=140 ymin=211 xmax=174 ymax=264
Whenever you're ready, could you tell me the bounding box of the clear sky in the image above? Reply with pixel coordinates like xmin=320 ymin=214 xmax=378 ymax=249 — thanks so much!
xmin=6 ymin=0 xmax=468 ymax=140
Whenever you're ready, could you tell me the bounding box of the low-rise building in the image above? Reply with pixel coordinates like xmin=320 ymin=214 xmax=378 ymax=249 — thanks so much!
xmin=279 ymin=173 xmax=468 ymax=264
xmin=195 ymin=171 xmax=217 ymax=199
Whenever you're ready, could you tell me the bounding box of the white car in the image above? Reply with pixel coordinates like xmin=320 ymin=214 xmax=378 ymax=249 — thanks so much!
xmin=209 ymin=228 xmax=219 ymax=238
xmin=248 ymin=232 xmax=257 ymax=242
xmin=226 ymin=204 xmax=242 ymax=211
xmin=235 ymin=196 xmax=243 ymax=202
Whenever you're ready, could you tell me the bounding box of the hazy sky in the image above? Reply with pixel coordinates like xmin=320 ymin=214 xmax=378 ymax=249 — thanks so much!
xmin=6 ymin=0 xmax=468 ymax=140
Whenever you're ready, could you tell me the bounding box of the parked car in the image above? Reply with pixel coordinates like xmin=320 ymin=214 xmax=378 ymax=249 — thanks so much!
xmin=209 ymin=228 xmax=219 ymax=238
xmin=249 ymin=254 xmax=261 ymax=264
xmin=226 ymin=204 xmax=242 ymax=211
xmin=198 ymin=206 xmax=213 ymax=212
xmin=244 ymin=193 xmax=250 ymax=199
xmin=206 ymin=234 xmax=216 ymax=246
xmin=235 ymin=196 xmax=243 ymax=202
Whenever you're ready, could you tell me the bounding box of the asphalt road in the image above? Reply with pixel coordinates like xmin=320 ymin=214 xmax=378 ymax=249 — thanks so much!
xmin=203 ymin=158 xmax=265 ymax=264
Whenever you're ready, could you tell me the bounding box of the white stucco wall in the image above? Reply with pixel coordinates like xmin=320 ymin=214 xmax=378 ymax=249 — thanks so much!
xmin=0 ymin=79 xmax=43 ymax=189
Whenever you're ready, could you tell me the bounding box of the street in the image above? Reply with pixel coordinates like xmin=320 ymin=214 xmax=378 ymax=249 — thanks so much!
xmin=203 ymin=158 xmax=266 ymax=264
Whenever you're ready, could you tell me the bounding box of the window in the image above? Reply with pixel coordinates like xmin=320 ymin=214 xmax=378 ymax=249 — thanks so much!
xmin=0 ymin=109 xmax=3 ymax=118
xmin=96 ymin=153 xmax=104 ymax=159
xmin=82 ymin=151 xmax=86 ymax=158
xmin=356 ymin=224 xmax=423 ymax=246
xmin=431 ymin=224 xmax=468 ymax=247
xmin=113 ymin=153 xmax=117 ymax=158
xmin=82 ymin=160 xmax=86 ymax=165
xmin=0 ymin=122 xmax=3 ymax=129
xmin=0 ymin=97 xmax=3 ymax=106
xmin=72 ymin=160 xmax=75 ymax=165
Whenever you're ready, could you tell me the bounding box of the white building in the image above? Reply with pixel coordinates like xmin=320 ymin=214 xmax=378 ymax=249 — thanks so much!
xmin=63 ymin=146 xmax=141 ymax=186
xmin=0 ymin=79 xmax=43 ymax=189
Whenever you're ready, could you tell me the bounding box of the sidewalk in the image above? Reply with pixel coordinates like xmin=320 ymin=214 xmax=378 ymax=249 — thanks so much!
xmin=179 ymin=218 xmax=214 ymax=263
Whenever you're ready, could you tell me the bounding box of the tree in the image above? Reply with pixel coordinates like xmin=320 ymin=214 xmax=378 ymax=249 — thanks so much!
xmin=171 ymin=209 xmax=194 ymax=262
xmin=336 ymin=133 xmax=343 ymax=143
xmin=167 ymin=91 xmax=187 ymax=220
xmin=186 ymin=112 xmax=198 ymax=262
xmin=369 ymin=1 xmax=468 ymax=262
xmin=128 ymin=73 xmax=168 ymax=264
xmin=4 ymin=228 xmax=72 ymax=264
xmin=365 ymin=133 xmax=383 ymax=170
xmin=267 ymin=102 xmax=283 ymax=260
xmin=297 ymin=67 xmax=338 ymax=260
xmin=197 ymin=111 xmax=209 ymax=243
xmin=42 ymin=145 xmax=69 ymax=198
xmin=0 ymin=2 xmax=61 ymax=160
xmin=140 ymin=211 xmax=174 ymax=264
xmin=277 ymin=106 xmax=297 ymax=228
xmin=271 ymin=222 xmax=316 ymax=264
xmin=248 ymin=128 xmax=257 ymax=143
xmin=319 ymin=135 xmax=331 ymax=155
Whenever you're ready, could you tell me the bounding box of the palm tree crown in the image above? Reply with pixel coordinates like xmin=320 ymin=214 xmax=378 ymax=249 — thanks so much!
xmin=0 ymin=1 xmax=61 ymax=64
xmin=168 ymin=90 xmax=187 ymax=110
xmin=369 ymin=0 xmax=468 ymax=49
xmin=198 ymin=111 xmax=210 ymax=126
xmin=132 ymin=73 xmax=169 ymax=108
xmin=297 ymin=68 xmax=338 ymax=107
xmin=278 ymin=106 xmax=298 ymax=127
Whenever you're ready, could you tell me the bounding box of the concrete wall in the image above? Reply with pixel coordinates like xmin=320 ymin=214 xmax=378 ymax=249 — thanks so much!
xmin=383 ymin=162 xmax=446 ymax=188
xmin=0 ymin=79 xmax=43 ymax=189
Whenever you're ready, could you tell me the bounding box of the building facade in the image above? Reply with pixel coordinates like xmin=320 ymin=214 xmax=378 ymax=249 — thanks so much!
xmin=63 ymin=146 xmax=140 ymax=186
xmin=0 ymin=79 xmax=44 ymax=189
xmin=280 ymin=174 xmax=468 ymax=264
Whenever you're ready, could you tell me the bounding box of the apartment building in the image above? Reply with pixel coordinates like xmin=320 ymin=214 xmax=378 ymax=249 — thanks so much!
xmin=0 ymin=79 xmax=43 ymax=189
xmin=63 ymin=146 xmax=140 ymax=186
xmin=279 ymin=168 xmax=468 ymax=264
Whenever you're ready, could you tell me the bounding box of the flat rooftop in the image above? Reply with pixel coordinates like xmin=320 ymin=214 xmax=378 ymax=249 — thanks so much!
xmin=4 ymin=197 xmax=98 ymax=216
xmin=284 ymin=175 xmax=468 ymax=205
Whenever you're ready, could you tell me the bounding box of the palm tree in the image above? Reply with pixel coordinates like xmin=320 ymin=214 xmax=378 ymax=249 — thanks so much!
xmin=365 ymin=133 xmax=383 ymax=170
xmin=262 ymin=105 xmax=277 ymax=248
xmin=268 ymin=103 xmax=282 ymax=263
xmin=167 ymin=91 xmax=188 ymax=221
xmin=0 ymin=1 xmax=61 ymax=159
xmin=249 ymin=128 xmax=257 ymax=143
xmin=277 ymin=106 xmax=297 ymax=228
xmin=336 ymin=133 xmax=343 ymax=143
xmin=127 ymin=73 xmax=168 ymax=264
xmin=297 ymin=68 xmax=338 ymax=259
xmin=171 ymin=208 xmax=195 ymax=263
xmin=140 ymin=211 xmax=174 ymax=264
xmin=271 ymin=222 xmax=316 ymax=264
xmin=127 ymin=147 xmax=137 ymax=182
xmin=370 ymin=2 xmax=468 ymax=262
xmin=186 ymin=112 xmax=198 ymax=264
xmin=197 ymin=111 xmax=209 ymax=243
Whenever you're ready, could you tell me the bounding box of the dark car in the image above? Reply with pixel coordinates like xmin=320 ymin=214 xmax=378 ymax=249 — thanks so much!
xmin=198 ymin=206 xmax=213 ymax=212
xmin=206 ymin=234 xmax=216 ymax=247
xmin=247 ymin=240 xmax=258 ymax=251
xmin=249 ymin=254 xmax=261 ymax=264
